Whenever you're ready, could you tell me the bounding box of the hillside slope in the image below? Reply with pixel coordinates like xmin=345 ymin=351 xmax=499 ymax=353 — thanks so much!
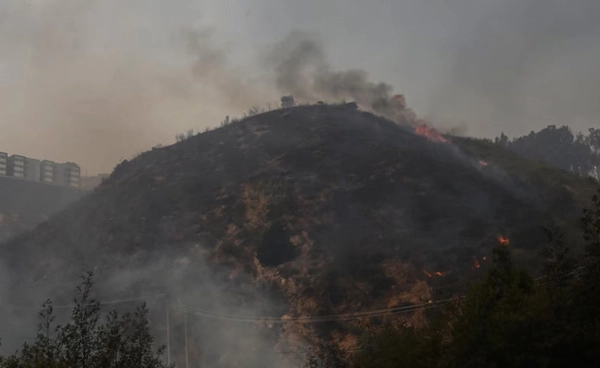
xmin=1 ymin=104 xmax=597 ymax=363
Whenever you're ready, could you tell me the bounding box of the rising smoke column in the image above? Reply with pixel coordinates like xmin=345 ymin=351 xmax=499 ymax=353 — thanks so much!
xmin=265 ymin=31 xmax=419 ymax=125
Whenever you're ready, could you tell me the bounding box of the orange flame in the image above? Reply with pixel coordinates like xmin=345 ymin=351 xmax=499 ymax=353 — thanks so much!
xmin=498 ymin=236 xmax=511 ymax=246
xmin=414 ymin=124 xmax=449 ymax=143
xmin=424 ymin=270 xmax=446 ymax=277
xmin=473 ymin=258 xmax=481 ymax=269
xmin=479 ymin=160 xmax=489 ymax=167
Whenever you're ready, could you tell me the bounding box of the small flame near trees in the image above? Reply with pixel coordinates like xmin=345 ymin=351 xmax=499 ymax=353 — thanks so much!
xmin=423 ymin=270 xmax=446 ymax=278
xmin=498 ymin=236 xmax=511 ymax=246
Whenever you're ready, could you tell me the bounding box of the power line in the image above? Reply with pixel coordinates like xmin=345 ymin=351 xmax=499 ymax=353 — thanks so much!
xmin=53 ymin=293 xmax=166 ymax=309
xmin=169 ymin=298 xmax=454 ymax=324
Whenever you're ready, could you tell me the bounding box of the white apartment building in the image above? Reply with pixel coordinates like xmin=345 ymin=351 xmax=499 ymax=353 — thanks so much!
xmin=24 ymin=158 xmax=41 ymax=182
xmin=0 ymin=152 xmax=7 ymax=176
xmin=55 ymin=162 xmax=81 ymax=188
xmin=0 ymin=150 xmax=81 ymax=188
xmin=7 ymin=155 xmax=25 ymax=178
xmin=40 ymin=160 xmax=55 ymax=183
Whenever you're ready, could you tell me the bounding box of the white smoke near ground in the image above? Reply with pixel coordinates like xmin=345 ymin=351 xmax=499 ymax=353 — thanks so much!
xmin=99 ymin=252 xmax=294 ymax=368
xmin=0 ymin=247 xmax=299 ymax=367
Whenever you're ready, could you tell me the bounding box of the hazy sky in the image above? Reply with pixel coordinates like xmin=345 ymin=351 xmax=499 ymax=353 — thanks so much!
xmin=0 ymin=0 xmax=598 ymax=174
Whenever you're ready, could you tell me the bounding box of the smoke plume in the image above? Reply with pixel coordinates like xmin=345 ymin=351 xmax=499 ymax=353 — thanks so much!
xmin=265 ymin=31 xmax=417 ymax=124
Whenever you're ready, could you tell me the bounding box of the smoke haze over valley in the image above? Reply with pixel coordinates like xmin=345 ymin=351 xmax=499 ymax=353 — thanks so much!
xmin=0 ymin=0 xmax=599 ymax=174
xmin=1 ymin=2 xmax=600 ymax=367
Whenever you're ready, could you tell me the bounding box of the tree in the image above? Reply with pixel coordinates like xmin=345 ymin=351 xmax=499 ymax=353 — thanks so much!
xmin=353 ymin=324 xmax=441 ymax=368
xmin=541 ymin=226 xmax=576 ymax=291
xmin=305 ymin=341 xmax=350 ymax=368
xmin=220 ymin=116 xmax=230 ymax=126
xmin=494 ymin=132 xmax=509 ymax=146
xmin=496 ymin=126 xmax=600 ymax=179
xmin=444 ymin=245 xmax=542 ymax=368
xmin=582 ymin=189 xmax=600 ymax=270
xmin=576 ymin=189 xmax=600 ymax=323
xmin=175 ymin=129 xmax=195 ymax=142
xmin=589 ymin=128 xmax=600 ymax=153
xmin=0 ymin=272 xmax=172 ymax=368
xmin=320 ymin=189 xmax=600 ymax=368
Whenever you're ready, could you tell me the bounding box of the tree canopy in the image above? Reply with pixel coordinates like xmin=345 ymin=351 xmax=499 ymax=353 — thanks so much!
xmin=0 ymin=272 xmax=171 ymax=368
xmin=316 ymin=188 xmax=600 ymax=368
xmin=496 ymin=126 xmax=600 ymax=179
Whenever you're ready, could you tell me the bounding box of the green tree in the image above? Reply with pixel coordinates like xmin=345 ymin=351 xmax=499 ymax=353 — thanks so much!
xmin=541 ymin=225 xmax=576 ymax=291
xmin=497 ymin=125 xmax=600 ymax=179
xmin=581 ymin=189 xmax=600 ymax=279
xmin=444 ymin=245 xmax=542 ymax=368
xmin=0 ymin=272 xmax=172 ymax=368
xmin=353 ymin=323 xmax=441 ymax=368
xmin=569 ymin=188 xmax=600 ymax=363
xmin=305 ymin=341 xmax=351 ymax=368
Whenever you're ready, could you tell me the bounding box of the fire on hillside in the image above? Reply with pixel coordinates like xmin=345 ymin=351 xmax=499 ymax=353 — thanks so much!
xmin=414 ymin=124 xmax=449 ymax=143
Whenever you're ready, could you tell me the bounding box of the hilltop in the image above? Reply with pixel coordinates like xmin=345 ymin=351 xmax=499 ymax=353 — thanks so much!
xmin=1 ymin=103 xmax=597 ymax=363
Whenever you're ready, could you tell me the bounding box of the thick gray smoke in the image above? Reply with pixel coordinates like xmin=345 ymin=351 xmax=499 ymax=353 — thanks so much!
xmin=184 ymin=28 xmax=271 ymax=110
xmin=265 ymin=31 xmax=417 ymax=124
xmin=2 ymin=0 xmax=599 ymax=173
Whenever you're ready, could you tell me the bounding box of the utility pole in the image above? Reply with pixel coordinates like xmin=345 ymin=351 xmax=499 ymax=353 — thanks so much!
xmin=166 ymin=297 xmax=170 ymax=365
xmin=184 ymin=306 xmax=189 ymax=368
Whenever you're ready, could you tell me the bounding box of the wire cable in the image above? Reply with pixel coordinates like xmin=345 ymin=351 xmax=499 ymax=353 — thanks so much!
xmin=53 ymin=293 xmax=166 ymax=309
xmin=169 ymin=298 xmax=454 ymax=324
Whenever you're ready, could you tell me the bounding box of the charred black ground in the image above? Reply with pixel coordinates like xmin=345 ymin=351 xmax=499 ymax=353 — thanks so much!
xmin=1 ymin=104 xmax=597 ymax=361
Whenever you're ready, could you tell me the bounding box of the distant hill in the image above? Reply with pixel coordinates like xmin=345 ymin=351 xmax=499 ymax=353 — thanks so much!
xmin=0 ymin=104 xmax=597 ymax=365
xmin=0 ymin=176 xmax=84 ymax=242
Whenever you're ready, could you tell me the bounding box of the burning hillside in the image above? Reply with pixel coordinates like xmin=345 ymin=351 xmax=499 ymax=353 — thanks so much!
xmin=414 ymin=124 xmax=449 ymax=143
xmin=0 ymin=103 xmax=596 ymax=365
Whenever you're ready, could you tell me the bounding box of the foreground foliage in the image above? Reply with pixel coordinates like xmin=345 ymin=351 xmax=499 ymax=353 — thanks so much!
xmin=312 ymin=188 xmax=600 ymax=368
xmin=3 ymin=185 xmax=599 ymax=368
xmin=0 ymin=273 xmax=171 ymax=368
